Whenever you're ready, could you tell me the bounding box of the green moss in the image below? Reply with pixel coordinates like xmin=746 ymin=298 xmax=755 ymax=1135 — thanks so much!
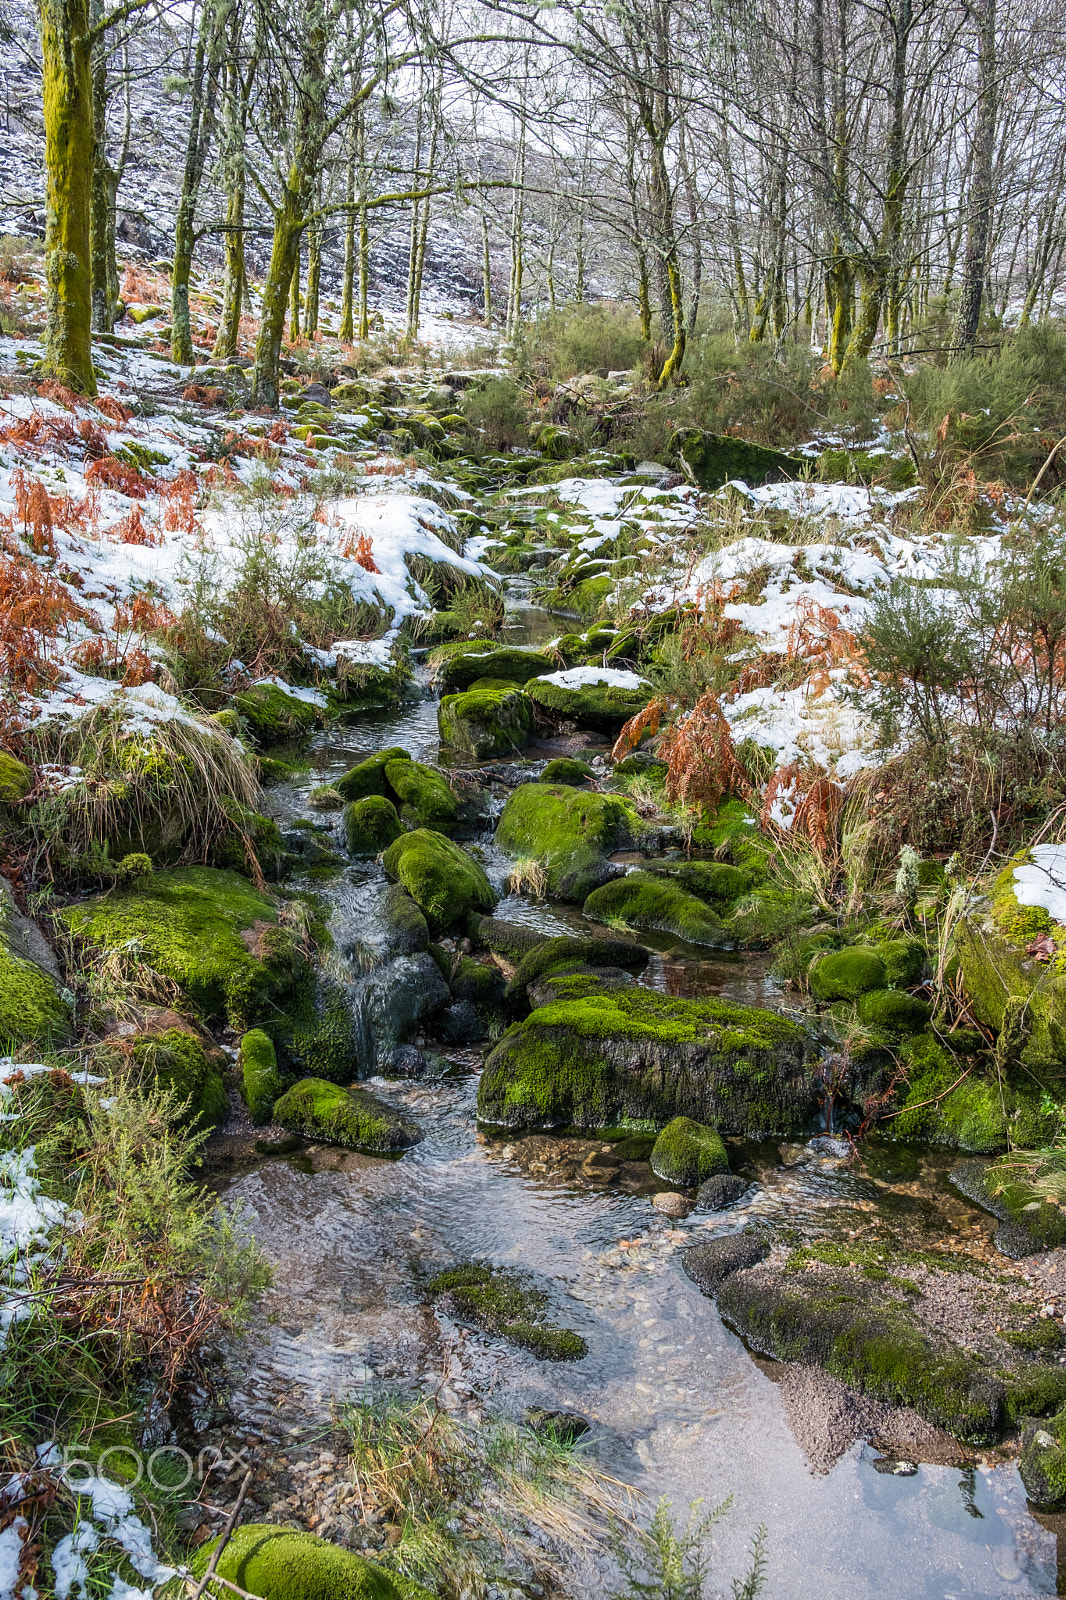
xmin=451 ymin=956 xmax=507 ymax=1013
xmin=540 ymin=757 xmax=594 ymax=786
xmin=694 ymin=798 xmax=772 ymax=881
xmin=1003 ymin=1320 xmax=1065 ymax=1353
xmin=437 ymin=645 xmax=557 ymax=693
xmin=259 ymin=754 xmax=308 ymax=786
xmin=232 ymin=683 xmax=322 ymax=748
xmin=650 ymin=1116 xmax=729 ymax=1186
xmin=212 ymin=801 xmax=289 ymax=879
xmin=384 ymin=759 xmax=458 ymax=832
xmin=307 ymin=783 xmax=344 ymax=811
xmin=382 ymin=884 xmax=429 ymax=953
xmin=993 ymin=858 xmax=1055 ymax=941
xmin=507 ymin=935 xmax=647 ymax=1008
xmin=239 ymin=1028 xmax=283 ymax=1124
xmin=873 ymin=937 xmax=927 ymax=988
xmin=495 ymin=783 xmax=643 ymax=902
xmin=856 ymin=989 xmax=933 ymax=1037
xmin=383 ymin=829 xmax=496 ymax=932
xmin=0 ymin=944 xmax=70 ymax=1047
xmin=583 ymin=871 xmax=733 ymax=949
xmin=0 ymin=749 xmax=31 ymax=805
xmin=427 ymin=1263 xmax=587 ymax=1360
xmin=643 ymin=859 xmax=750 ymax=910
xmin=727 ymin=886 xmax=809 ymax=948
xmin=192 ymin=1524 xmax=434 ymax=1600
xmin=524 ymin=673 xmax=648 ymax=733
xmin=894 ymin=1036 xmax=1052 ymax=1150
xmin=809 ymin=946 xmax=887 ymax=1001
xmin=438 ymin=686 xmax=532 ymax=759
xmin=670 ymin=426 xmax=802 ymax=490
xmin=1020 ymin=1412 xmax=1066 ymax=1506
xmin=131 ymin=1027 xmax=228 ymax=1130
xmin=58 ymin=867 xmax=303 ymax=1029
xmin=343 ymin=796 xmax=402 ymax=855
xmin=273 ymin=1078 xmax=422 ymax=1152
xmin=273 ymin=975 xmax=361 ymax=1084
xmin=478 ymin=985 xmax=815 ymax=1134
xmin=334 ymin=747 xmax=412 ymax=802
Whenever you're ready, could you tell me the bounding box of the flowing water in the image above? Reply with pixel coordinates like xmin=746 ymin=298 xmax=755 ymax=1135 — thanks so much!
xmin=212 ymin=582 xmax=1065 ymax=1598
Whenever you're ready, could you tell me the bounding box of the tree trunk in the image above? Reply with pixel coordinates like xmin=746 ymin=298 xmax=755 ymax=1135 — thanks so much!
xmin=338 ymin=119 xmax=356 ymax=342
xmin=952 ymin=0 xmax=997 ymax=359
xmin=251 ymin=187 xmax=301 ymax=406
xmin=171 ymin=5 xmax=221 ymax=366
xmin=89 ymin=26 xmax=118 ymax=332
xmin=480 ymin=211 xmax=492 ymax=322
xmin=40 ymin=0 xmax=97 ymax=393
xmin=289 ymin=240 xmax=301 ymax=340
xmin=305 ymin=211 xmax=321 ymax=339
xmin=213 ymin=33 xmax=251 ymax=362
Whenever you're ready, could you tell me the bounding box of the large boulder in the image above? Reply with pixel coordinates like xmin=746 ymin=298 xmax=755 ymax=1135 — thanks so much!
xmin=438 ymin=685 xmax=533 ymax=759
xmin=383 ymin=830 xmax=497 ymax=931
xmin=436 ymin=644 xmax=557 ymax=693
xmin=193 ymin=1523 xmax=435 ymax=1600
xmin=477 ymin=986 xmax=816 ymax=1133
xmin=273 ymin=1078 xmax=422 ymax=1152
xmin=505 ymin=934 xmax=648 ymax=1010
xmin=524 ymin=668 xmax=649 ymax=734
xmin=343 ymin=795 xmax=402 ymax=854
xmin=384 ymin=759 xmax=458 ymax=832
xmin=670 ymin=426 xmax=801 ymax=491
xmin=232 ymin=681 xmax=323 ymax=747
xmin=353 ymin=952 xmax=451 ymax=1068
xmin=495 ymin=783 xmax=647 ymax=902
xmin=583 ymin=871 xmax=733 ymax=948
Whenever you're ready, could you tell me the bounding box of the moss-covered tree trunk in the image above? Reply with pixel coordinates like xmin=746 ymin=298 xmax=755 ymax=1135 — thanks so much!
xmin=171 ymin=3 xmax=223 ymax=367
xmin=40 ymin=0 xmax=97 ymax=393
xmin=213 ymin=32 xmax=252 ymax=362
xmin=288 ymin=240 xmax=301 ymax=340
xmin=951 ymin=0 xmax=997 ymax=359
xmin=89 ymin=25 xmax=123 ymax=333
xmin=304 ymin=213 xmax=321 ymax=339
xmin=338 ymin=129 xmax=356 ymax=342
xmin=252 ymin=187 xmax=304 ymax=406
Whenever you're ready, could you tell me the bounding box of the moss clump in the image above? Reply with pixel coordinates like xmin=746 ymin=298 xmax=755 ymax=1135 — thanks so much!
xmin=894 ymin=1036 xmax=1051 ymax=1151
xmin=670 ymin=426 xmax=801 ymax=490
xmin=211 ymin=801 xmax=289 ymax=879
xmin=643 ymin=859 xmax=749 ymax=910
xmin=524 ymin=674 xmax=648 ymax=734
xmin=334 ymin=747 xmax=412 ymax=802
xmin=0 ymin=750 xmax=32 ymax=805
xmin=273 ymin=973 xmax=361 ymax=1084
xmin=384 ymin=759 xmax=458 ymax=832
xmin=437 ymin=645 xmax=556 ymax=693
xmin=540 ymin=757 xmax=594 ymax=786
xmin=239 ymin=1028 xmax=284 ymax=1124
xmin=478 ymin=986 xmax=815 ymax=1134
xmin=0 ymin=944 xmax=71 ymax=1047
xmin=59 ymin=867 xmax=304 ymax=1029
xmin=438 ymin=686 xmax=532 ymax=759
xmin=650 ymin=1116 xmax=729 ymax=1186
xmin=993 ymin=858 xmax=1055 ymax=942
xmin=307 ymin=783 xmax=344 ymax=811
xmin=873 ymin=937 xmax=927 ymax=989
xmin=451 ymin=956 xmax=507 ymax=1015
xmin=717 ymin=1267 xmax=1002 ymax=1442
xmin=809 ymin=946 xmax=887 ymax=1001
xmin=1003 ymin=1319 xmax=1065 ymax=1353
xmin=383 ymin=830 xmax=496 ymax=932
xmin=427 ymin=1263 xmax=587 ymax=1360
xmin=856 ymin=989 xmax=932 ymax=1037
xmin=727 ymin=886 xmax=809 ymax=948
xmin=506 ymin=935 xmax=647 ymax=1008
xmin=131 ymin=1027 xmax=228 ymax=1130
xmin=273 ymin=1078 xmax=422 ymax=1152
xmin=343 ymin=795 xmax=402 ymax=855
xmin=951 ymin=1158 xmax=1066 ymax=1255
xmin=1020 ymin=1415 xmax=1066 ymax=1507
xmin=193 ymin=1524 xmax=434 ymax=1600
xmin=232 ymin=682 xmax=322 ymax=747
xmin=583 ymin=871 xmax=733 ymax=949
xmin=495 ymin=783 xmax=643 ymax=902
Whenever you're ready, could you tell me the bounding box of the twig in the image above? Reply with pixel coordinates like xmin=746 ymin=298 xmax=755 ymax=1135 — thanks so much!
xmin=881 ymin=1062 xmax=974 ymax=1119
xmin=189 ymin=1466 xmax=254 ymax=1600
xmin=1020 ymin=433 xmax=1066 ymax=516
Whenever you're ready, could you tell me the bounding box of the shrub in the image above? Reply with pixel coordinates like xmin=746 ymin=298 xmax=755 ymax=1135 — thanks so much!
xmin=460 ymin=377 xmax=531 ymax=451
xmin=525 ymin=301 xmax=645 ymax=380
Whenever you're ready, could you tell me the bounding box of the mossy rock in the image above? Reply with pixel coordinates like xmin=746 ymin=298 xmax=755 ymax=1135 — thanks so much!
xmin=465 ymin=914 xmax=561 ymax=963
xmin=524 ymin=673 xmax=648 ymax=734
xmin=950 ymin=1158 xmax=1066 ymax=1256
xmin=568 ymin=575 xmax=612 ymax=615
xmin=953 ymin=915 xmax=1066 ymax=1085
xmin=334 ymin=747 xmax=411 ymax=802
xmin=809 ymin=946 xmax=887 ymax=1001
xmin=696 ymin=797 xmax=772 ymax=881
xmin=1020 ymin=1415 xmax=1066 ymax=1507
xmin=892 ymin=1036 xmax=1051 ymax=1151
xmin=192 ymin=1524 xmax=434 ymax=1600
xmin=383 ymin=829 xmax=496 ymax=932
xmin=506 ymin=934 xmax=648 ymax=1010
xmin=427 ymin=1263 xmax=587 ymax=1361
xmin=717 ymin=1263 xmax=1003 ymax=1443
xmin=437 ymin=645 xmax=556 ymax=693
xmin=131 ymin=1026 xmax=227 ymax=1130
xmin=856 ymin=989 xmax=932 ymax=1037
xmin=211 ymin=802 xmax=289 ymax=880
xmin=232 ymin=682 xmax=322 ymax=747
xmin=381 ymin=884 xmax=430 ymax=953
xmin=272 ymin=972 xmax=362 ymax=1084
xmin=273 ymin=1077 xmax=422 ymax=1152
xmin=438 ymin=685 xmax=533 ymax=759
xmin=727 ymin=886 xmax=809 ymax=949
xmin=541 ymin=757 xmax=594 ymax=786
xmin=307 ymin=783 xmax=344 ymax=811
xmin=59 ymin=867 xmax=304 ymax=1030
xmin=451 ymin=956 xmax=507 ymax=1017
xmin=650 ymin=1116 xmax=729 ymax=1186
xmin=384 ymin=758 xmax=458 ymax=832
xmin=478 ymin=986 xmax=816 ymax=1134
xmin=343 ymin=795 xmax=402 ymax=855
xmin=0 ymin=903 xmax=71 ymax=1048
xmin=873 ymin=936 xmax=927 ymax=989
xmin=239 ymin=1028 xmax=284 ymax=1124
xmin=992 ymin=855 xmax=1056 ymax=942
xmin=583 ymin=871 xmax=733 ymax=949
xmin=670 ymin=426 xmax=802 ymax=490
xmin=642 ymin=859 xmax=750 ymax=910
xmin=0 ymin=750 xmax=32 ymax=806
xmin=495 ymin=783 xmax=645 ymax=902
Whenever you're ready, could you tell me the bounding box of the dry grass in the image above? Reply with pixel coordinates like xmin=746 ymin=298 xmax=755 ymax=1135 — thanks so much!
xmin=507 ymin=857 xmax=548 ymax=897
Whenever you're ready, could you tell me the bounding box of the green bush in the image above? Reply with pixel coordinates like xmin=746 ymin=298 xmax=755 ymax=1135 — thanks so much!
xmin=460 ymin=377 xmax=531 ymax=451
xmin=526 ymin=302 xmax=645 ymax=380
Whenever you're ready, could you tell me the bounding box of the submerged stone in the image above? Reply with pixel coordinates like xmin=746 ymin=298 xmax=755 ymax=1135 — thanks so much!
xmin=949 ymin=1159 xmax=1066 ymax=1256
xmin=274 ymin=1077 xmax=422 ymax=1152
xmin=427 ymin=1262 xmax=587 ymax=1360
xmin=697 ymin=1172 xmax=751 ymax=1210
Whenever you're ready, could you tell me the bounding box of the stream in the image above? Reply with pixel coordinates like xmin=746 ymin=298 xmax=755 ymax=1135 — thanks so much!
xmin=208 ymin=578 xmax=1066 ymax=1599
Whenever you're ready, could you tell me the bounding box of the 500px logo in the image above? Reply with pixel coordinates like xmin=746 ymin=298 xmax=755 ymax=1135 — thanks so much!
xmin=58 ymin=1443 xmax=255 ymax=1494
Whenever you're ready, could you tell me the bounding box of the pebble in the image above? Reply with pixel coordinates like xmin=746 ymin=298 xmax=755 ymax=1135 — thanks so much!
xmin=652 ymin=1191 xmax=692 ymax=1218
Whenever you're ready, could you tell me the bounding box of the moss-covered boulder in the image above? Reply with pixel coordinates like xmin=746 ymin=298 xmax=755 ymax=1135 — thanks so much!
xmin=950 ymin=1159 xmax=1066 ymax=1256
xmin=193 ymin=1524 xmax=434 ymax=1600
xmin=131 ymin=1025 xmax=228 ymax=1129
xmin=717 ymin=1261 xmax=1003 ymax=1442
xmin=436 ymin=644 xmax=556 ymax=693
xmin=381 ymin=884 xmax=430 ymax=953
xmin=427 ymin=1263 xmax=587 ymax=1360
xmin=670 ymin=426 xmax=801 ymax=491
xmin=525 ymin=671 xmax=649 ymax=734
xmin=383 ymin=830 xmax=496 ymax=931
xmin=273 ymin=1078 xmax=422 ymax=1152
xmin=727 ymin=885 xmax=809 ymax=949
xmin=953 ymin=912 xmax=1066 ymax=1087
xmin=540 ymin=757 xmax=594 ymax=786
xmin=809 ymin=946 xmax=887 ymax=1001
xmin=0 ymin=750 xmax=32 ymax=806
xmin=506 ymin=934 xmax=648 ymax=1010
xmin=335 ymin=747 xmax=412 ymax=802
xmin=643 ymin=859 xmax=750 ymax=910
xmin=478 ymin=987 xmax=816 ymax=1134
xmin=438 ymin=685 xmax=533 ymax=759
xmin=651 ymin=1116 xmax=729 ymax=1186
xmin=583 ymin=871 xmax=733 ymax=948
xmin=856 ymin=989 xmax=932 ymax=1036
xmin=1020 ymin=1416 xmax=1066 ymax=1507
xmin=495 ymin=783 xmax=645 ymax=902
xmin=384 ymin=759 xmax=458 ymax=831
xmin=355 ymin=952 xmax=450 ymax=1068
xmin=239 ymin=1028 xmax=284 ymax=1124
xmin=232 ymin=682 xmax=322 ymax=747
xmin=59 ymin=867 xmax=305 ymax=1030
xmin=874 ymin=936 xmax=927 ymax=989
xmin=0 ymin=880 xmax=71 ymax=1047
xmin=892 ymin=1035 xmax=1051 ymax=1151
xmin=451 ymin=956 xmax=507 ymax=1021
xmin=343 ymin=795 xmax=402 ymax=854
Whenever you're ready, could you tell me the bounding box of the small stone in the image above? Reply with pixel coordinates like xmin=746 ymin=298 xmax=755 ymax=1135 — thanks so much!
xmin=524 ymin=1407 xmax=590 ymax=1444
xmin=696 ymin=1173 xmax=750 ymax=1211
xmin=652 ymin=1191 xmax=692 ymax=1217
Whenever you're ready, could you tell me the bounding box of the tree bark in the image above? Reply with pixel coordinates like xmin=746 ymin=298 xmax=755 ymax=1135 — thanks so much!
xmin=40 ymin=0 xmax=97 ymax=393
xmin=952 ymin=0 xmax=997 ymax=358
